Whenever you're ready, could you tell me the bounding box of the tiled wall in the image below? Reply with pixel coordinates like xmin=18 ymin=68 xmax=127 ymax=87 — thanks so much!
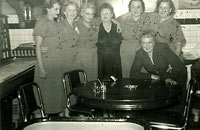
xmin=182 ymin=24 xmax=200 ymax=58
xmin=9 ymin=29 xmax=34 ymax=50
xmin=175 ymin=10 xmax=200 ymax=19
xmin=7 ymin=15 xmax=19 ymax=24
xmin=7 ymin=15 xmax=34 ymax=50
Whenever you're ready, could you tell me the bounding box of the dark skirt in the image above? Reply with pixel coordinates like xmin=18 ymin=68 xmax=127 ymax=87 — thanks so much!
xmin=97 ymin=48 xmax=122 ymax=80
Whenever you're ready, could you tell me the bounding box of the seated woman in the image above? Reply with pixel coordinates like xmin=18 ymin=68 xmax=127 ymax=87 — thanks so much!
xmin=130 ymin=30 xmax=187 ymax=87
xmin=130 ymin=30 xmax=187 ymax=113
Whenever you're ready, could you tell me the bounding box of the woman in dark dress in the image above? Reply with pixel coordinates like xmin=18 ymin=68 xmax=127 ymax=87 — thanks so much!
xmin=97 ymin=3 xmax=122 ymax=80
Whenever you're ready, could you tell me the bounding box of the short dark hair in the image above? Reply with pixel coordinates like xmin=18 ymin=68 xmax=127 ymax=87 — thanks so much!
xmin=154 ymin=0 xmax=176 ymax=16
xmin=128 ymin=0 xmax=145 ymax=12
xmin=43 ymin=0 xmax=60 ymax=15
xmin=98 ymin=3 xmax=115 ymax=18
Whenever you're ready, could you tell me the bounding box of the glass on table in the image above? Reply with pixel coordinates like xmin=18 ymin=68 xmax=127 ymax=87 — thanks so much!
xmin=100 ymin=82 xmax=107 ymax=93
xmin=93 ymin=82 xmax=100 ymax=93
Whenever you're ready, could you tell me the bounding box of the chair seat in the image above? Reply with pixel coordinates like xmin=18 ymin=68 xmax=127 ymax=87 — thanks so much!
xmin=141 ymin=110 xmax=185 ymax=127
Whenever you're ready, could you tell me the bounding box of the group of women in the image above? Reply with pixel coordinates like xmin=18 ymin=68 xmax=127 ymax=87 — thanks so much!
xmin=33 ymin=0 xmax=186 ymax=115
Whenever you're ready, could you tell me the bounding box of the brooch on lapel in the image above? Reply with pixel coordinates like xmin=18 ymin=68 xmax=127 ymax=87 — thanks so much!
xmin=166 ymin=64 xmax=173 ymax=73
xmin=92 ymin=25 xmax=98 ymax=31
xmin=74 ymin=26 xmax=79 ymax=34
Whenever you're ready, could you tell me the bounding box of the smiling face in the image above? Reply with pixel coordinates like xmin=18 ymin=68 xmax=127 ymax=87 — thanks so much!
xmin=130 ymin=1 xmax=143 ymax=18
xmin=141 ymin=36 xmax=155 ymax=53
xmin=100 ymin=8 xmax=113 ymax=22
xmin=82 ymin=8 xmax=95 ymax=23
xmin=47 ymin=3 xmax=60 ymax=19
xmin=64 ymin=4 xmax=77 ymax=20
xmin=158 ymin=2 xmax=172 ymax=18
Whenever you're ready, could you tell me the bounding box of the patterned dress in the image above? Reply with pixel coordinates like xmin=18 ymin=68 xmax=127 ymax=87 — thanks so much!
xmin=148 ymin=12 xmax=186 ymax=54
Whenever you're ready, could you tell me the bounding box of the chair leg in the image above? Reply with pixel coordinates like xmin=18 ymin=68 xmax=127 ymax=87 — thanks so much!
xmin=64 ymin=108 xmax=69 ymax=117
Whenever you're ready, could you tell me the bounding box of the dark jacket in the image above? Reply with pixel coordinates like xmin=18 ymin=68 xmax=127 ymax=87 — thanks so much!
xmin=130 ymin=42 xmax=186 ymax=85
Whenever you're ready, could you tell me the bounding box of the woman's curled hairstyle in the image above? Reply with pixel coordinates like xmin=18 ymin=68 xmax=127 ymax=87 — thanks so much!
xmin=154 ymin=0 xmax=176 ymax=16
xmin=128 ymin=0 xmax=145 ymax=12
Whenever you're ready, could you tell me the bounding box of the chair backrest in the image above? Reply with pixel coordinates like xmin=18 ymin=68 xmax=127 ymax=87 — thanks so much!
xmin=62 ymin=69 xmax=87 ymax=108
xmin=183 ymin=78 xmax=196 ymax=125
xmin=17 ymin=82 xmax=45 ymax=122
xmin=63 ymin=69 xmax=87 ymax=93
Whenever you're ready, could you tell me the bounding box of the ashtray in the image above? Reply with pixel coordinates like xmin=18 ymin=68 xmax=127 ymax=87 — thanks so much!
xmin=124 ymin=84 xmax=138 ymax=89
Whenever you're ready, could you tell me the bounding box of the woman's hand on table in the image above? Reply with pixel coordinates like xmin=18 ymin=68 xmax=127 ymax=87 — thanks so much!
xmin=151 ymin=74 xmax=160 ymax=80
xmin=165 ymin=78 xmax=177 ymax=85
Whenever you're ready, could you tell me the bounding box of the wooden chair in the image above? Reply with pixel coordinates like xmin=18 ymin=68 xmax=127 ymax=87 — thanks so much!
xmin=17 ymin=82 xmax=46 ymax=122
xmin=62 ymin=69 xmax=94 ymax=117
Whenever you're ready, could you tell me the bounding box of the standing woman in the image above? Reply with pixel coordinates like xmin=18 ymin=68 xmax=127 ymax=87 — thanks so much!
xmin=97 ymin=3 xmax=122 ymax=80
xmin=75 ymin=3 xmax=99 ymax=81
xmin=117 ymin=0 xmax=150 ymax=78
xmin=151 ymin=0 xmax=186 ymax=56
xmin=59 ymin=2 xmax=80 ymax=74
xmin=33 ymin=0 xmax=64 ymax=116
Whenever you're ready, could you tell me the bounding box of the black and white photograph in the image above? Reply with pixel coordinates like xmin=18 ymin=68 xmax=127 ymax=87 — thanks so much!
xmin=0 ymin=0 xmax=200 ymax=130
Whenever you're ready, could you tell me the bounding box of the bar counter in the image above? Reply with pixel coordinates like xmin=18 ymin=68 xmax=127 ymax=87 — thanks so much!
xmin=0 ymin=58 xmax=35 ymax=130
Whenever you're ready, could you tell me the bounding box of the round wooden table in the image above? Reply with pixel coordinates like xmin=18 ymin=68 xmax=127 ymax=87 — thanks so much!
xmin=74 ymin=78 xmax=182 ymax=110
